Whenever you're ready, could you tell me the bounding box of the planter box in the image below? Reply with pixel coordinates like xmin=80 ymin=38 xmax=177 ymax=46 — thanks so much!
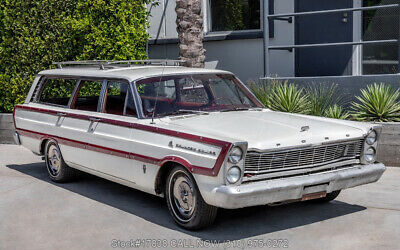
xmin=0 ymin=113 xmax=15 ymax=144
xmin=376 ymin=122 xmax=400 ymax=167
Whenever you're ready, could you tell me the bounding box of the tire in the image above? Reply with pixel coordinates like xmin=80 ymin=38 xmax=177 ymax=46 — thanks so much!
xmin=44 ymin=140 xmax=76 ymax=183
xmin=313 ymin=190 xmax=341 ymax=203
xmin=165 ymin=166 xmax=218 ymax=230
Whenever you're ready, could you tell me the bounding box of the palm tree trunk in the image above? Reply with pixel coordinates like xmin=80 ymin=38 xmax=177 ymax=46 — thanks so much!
xmin=176 ymin=0 xmax=205 ymax=68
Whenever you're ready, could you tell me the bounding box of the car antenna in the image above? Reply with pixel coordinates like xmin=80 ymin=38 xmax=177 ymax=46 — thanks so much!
xmin=150 ymin=61 xmax=167 ymax=124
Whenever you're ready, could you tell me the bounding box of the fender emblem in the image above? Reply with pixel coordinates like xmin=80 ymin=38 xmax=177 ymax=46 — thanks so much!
xmin=300 ymin=126 xmax=310 ymax=132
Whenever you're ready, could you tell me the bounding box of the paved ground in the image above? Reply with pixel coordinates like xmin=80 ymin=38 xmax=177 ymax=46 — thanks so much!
xmin=1 ymin=145 xmax=399 ymax=250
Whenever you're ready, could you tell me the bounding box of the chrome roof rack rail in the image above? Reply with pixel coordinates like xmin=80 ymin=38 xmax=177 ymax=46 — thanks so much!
xmin=52 ymin=59 xmax=185 ymax=69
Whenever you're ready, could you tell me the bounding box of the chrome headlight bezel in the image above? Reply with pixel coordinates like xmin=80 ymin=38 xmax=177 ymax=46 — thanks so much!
xmin=364 ymin=147 xmax=376 ymax=164
xmin=361 ymin=128 xmax=380 ymax=165
xmin=226 ymin=166 xmax=241 ymax=184
xmin=366 ymin=130 xmax=377 ymax=145
xmin=228 ymin=146 xmax=243 ymax=164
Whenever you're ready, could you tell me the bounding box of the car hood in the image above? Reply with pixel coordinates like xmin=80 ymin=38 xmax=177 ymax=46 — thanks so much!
xmin=160 ymin=110 xmax=370 ymax=150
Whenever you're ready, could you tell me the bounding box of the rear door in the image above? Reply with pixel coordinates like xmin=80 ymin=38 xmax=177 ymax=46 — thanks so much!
xmin=56 ymin=79 xmax=106 ymax=170
xmin=81 ymin=80 xmax=138 ymax=182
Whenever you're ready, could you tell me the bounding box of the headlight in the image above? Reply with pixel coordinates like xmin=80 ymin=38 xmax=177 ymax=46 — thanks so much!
xmin=364 ymin=147 xmax=376 ymax=163
xmin=228 ymin=147 xmax=243 ymax=164
xmin=226 ymin=166 xmax=241 ymax=184
xmin=366 ymin=130 xmax=377 ymax=145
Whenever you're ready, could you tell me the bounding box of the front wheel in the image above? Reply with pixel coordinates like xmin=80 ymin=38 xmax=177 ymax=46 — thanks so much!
xmin=165 ymin=166 xmax=218 ymax=230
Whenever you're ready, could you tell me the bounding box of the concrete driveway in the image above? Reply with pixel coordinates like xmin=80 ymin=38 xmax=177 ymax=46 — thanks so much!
xmin=1 ymin=145 xmax=399 ymax=250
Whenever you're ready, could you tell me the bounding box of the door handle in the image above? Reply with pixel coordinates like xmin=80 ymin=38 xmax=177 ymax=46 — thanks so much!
xmin=56 ymin=112 xmax=67 ymax=117
xmin=89 ymin=117 xmax=102 ymax=122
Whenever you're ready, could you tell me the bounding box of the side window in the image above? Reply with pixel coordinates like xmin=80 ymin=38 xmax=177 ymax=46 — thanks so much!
xmin=72 ymin=80 xmax=103 ymax=112
xmin=136 ymin=78 xmax=177 ymax=117
xmin=103 ymin=81 xmax=128 ymax=116
xmin=39 ymin=78 xmax=77 ymax=106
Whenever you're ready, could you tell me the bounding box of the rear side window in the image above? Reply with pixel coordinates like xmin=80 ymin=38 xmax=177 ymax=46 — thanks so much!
xmin=104 ymin=81 xmax=128 ymax=116
xmin=39 ymin=78 xmax=77 ymax=106
xmin=72 ymin=80 xmax=103 ymax=112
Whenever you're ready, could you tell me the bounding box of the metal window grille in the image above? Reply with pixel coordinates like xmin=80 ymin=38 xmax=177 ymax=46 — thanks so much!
xmin=262 ymin=2 xmax=400 ymax=77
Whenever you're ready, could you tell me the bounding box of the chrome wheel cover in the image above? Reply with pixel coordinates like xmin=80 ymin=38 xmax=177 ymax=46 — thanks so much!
xmin=169 ymin=171 xmax=196 ymax=223
xmin=47 ymin=144 xmax=61 ymax=176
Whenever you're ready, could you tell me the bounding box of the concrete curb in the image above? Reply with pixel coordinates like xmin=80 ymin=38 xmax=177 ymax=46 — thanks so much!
xmin=0 ymin=113 xmax=15 ymax=144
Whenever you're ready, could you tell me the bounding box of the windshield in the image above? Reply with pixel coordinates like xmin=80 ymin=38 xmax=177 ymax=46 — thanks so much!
xmin=135 ymin=74 xmax=263 ymax=118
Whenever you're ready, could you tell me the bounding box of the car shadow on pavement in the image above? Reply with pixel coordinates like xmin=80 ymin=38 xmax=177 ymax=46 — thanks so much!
xmin=7 ymin=162 xmax=367 ymax=242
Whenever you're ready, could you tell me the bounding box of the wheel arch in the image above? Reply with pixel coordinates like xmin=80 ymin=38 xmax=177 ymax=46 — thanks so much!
xmin=154 ymin=157 xmax=194 ymax=195
xmin=40 ymin=137 xmax=58 ymax=155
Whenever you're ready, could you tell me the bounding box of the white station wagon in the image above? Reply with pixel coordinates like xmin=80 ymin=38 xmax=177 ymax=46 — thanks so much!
xmin=13 ymin=60 xmax=386 ymax=229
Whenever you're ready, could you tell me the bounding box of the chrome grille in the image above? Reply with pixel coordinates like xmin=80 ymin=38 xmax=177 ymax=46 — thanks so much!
xmin=244 ymin=139 xmax=364 ymax=182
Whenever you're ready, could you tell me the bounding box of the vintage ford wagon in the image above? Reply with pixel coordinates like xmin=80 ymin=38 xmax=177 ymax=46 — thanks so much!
xmin=13 ymin=60 xmax=386 ymax=229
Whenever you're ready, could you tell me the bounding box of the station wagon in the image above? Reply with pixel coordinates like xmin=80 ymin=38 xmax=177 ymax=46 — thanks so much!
xmin=13 ymin=60 xmax=386 ymax=229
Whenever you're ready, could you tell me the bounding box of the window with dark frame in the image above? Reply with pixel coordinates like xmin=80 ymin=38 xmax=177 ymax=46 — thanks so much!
xmin=38 ymin=78 xmax=77 ymax=107
xmin=209 ymin=0 xmax=261 ymax=32
xmin=362 ymin=0 xmax=399 ymax=74
xmin=72 ymin=80 xmax=103 ymax=112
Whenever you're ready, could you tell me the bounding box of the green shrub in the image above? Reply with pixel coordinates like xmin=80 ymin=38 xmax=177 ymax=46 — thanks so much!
xmin=325 ymin=105 xmax=350 ymax=120
xmin=306 ymin=83 xmax=344 ymax=116
xmin=0 ymin=0 xmax=155 ymax=113
xmin=248 ymin=79 xmax=278 ymax=108
xmin=352 ymin=83 xmax=400 ymax=122
xmin=268 ymin=81 xmax=310 ymax=114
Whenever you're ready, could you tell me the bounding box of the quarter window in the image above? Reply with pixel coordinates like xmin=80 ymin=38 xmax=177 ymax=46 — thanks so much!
xmin=209 ymin=0 xmax=261 ymax=32
xmin=39 ymin=78 xmax=77 ymax=106
xmin=72 ymin=80 xmax=103 ymax=112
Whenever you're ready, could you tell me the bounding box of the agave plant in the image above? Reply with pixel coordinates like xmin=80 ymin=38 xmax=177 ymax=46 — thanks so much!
xmin=352 ymin=83 xmax=400 ymax=122
xmin=325 ymin=105 xmax=350 ymax=120
xmin=269 ymin=81 xmax=310 ymax=114
xmin=306 ymin=83 xmax=344 ymax=116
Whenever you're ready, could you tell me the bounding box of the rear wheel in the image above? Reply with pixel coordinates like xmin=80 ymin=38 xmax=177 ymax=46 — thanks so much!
xmin=45 ymin=140 xmax=76 ymax=183
xmin=165 ymin=166 xmax=218 ymax=230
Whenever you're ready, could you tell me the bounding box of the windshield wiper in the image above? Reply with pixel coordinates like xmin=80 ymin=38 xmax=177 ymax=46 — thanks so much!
xmin=177 ymin=109 xmax=209 ymax=115
xmin=157 ymin=109 xmax=209 ymax=117
xmin=220 ymin=107 xmax=250 ymax=112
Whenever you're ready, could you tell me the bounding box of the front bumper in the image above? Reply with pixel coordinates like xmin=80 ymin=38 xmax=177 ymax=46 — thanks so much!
xmin=213 ymin=163 xmax=386 ymax=209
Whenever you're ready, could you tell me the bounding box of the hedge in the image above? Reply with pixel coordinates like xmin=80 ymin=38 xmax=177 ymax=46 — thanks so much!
xmin=0 ymin=0 xmax=155 ymax=112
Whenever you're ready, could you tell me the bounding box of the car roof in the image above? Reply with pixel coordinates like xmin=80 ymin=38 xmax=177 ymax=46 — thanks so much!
xmin=38 ymin=66 xmax=233 ymax=82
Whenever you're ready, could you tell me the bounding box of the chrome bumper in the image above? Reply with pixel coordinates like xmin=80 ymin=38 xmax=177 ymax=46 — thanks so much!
xmin=13 ymin=131 xmax=21 ymax=145
xmin=213 ymin=163 xmax=386 ymax=209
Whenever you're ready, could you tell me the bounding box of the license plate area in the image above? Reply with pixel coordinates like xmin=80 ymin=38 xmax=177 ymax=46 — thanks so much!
xmin=301 ymin=183 xmax=329 ymax=201
xmin=301 ymin=191 xmax=327 ymax=201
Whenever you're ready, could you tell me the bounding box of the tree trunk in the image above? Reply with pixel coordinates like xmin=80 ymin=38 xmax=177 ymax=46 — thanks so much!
xmin=176 ymin=0 xmax=205 ymax=68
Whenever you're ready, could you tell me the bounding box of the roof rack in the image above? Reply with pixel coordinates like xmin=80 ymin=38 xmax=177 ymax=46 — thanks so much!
xmin=52 ymin=59 xmax=185 ymax=69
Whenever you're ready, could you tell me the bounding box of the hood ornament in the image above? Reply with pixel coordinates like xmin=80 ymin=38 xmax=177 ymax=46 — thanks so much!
xmin=300 ymin=126 xmax=310 ymax=132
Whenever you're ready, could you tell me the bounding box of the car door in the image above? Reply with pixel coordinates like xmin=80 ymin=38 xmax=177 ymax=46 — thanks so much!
xmin=56 ymin=78 xmax=107 ymax=171
xmin=79 ymin=80 xmax=138 ymax=182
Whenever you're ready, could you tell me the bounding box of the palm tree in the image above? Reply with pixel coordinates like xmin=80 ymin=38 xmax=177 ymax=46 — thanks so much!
xmin=176 ymin=0 xmax=205 ymax=68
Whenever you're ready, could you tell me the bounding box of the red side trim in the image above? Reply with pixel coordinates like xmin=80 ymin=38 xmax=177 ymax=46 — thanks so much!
xmin=14 ymin=105 xmax=232 ymax=176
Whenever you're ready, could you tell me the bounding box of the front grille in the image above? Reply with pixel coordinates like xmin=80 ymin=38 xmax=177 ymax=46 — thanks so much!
xmin=243 ymin=139 xmax=364 ymax=182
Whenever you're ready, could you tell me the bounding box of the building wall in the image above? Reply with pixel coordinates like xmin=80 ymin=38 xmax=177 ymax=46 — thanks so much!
xmin=147 ymin=0 xmax=296 ymax=82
